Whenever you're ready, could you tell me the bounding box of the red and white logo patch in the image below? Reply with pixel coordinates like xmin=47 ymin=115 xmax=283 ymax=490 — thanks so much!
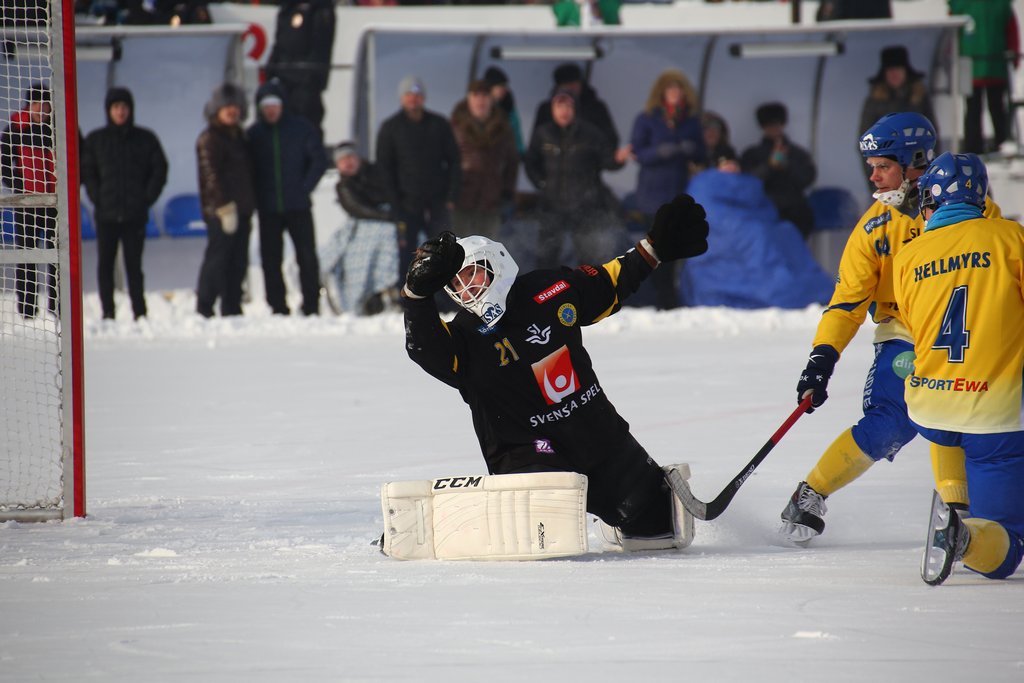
xmin=533 ymin=280 xmax=570 ymax=303
xmin=531 ymin=345 xmax=579 ymax=405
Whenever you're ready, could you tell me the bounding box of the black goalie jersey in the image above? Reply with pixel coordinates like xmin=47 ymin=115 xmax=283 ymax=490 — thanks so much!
xmin=403 ymin=245 xmax=656 ymax=477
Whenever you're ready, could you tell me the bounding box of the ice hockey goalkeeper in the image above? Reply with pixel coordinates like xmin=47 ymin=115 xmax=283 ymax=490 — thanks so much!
xmin=396 ymin=194 xmax=709 ymax=557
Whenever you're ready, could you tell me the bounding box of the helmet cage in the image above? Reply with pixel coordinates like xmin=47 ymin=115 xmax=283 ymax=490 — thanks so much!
xmin=918 ymin=152 xmax=988 ymax=213
xmin=444 ymin=236 xmax=519 ymax=327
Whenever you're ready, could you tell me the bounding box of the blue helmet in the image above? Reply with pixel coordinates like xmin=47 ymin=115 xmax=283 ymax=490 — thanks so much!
xmin=918 ymin=152 xmax=988 ymax=212
xmin=858 ymin=112 xmax=937 ymax=169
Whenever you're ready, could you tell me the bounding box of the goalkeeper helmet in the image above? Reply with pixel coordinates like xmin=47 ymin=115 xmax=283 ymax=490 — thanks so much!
xmin=858 ymin=112 xmax=937 ymax=169
xmin=445 ymin=236 xmax=519 ymax=327
xmin=918 ymin=152 xmax=988 ymax=213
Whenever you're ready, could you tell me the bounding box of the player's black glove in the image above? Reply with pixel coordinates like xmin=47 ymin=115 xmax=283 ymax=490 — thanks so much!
xmin=796 ymin=344 xmax=840 ymax=413
xmin=646 ymin=194 xmax=709 ymax=261
xmin=405 ymin=231 xmax=465 ymax=298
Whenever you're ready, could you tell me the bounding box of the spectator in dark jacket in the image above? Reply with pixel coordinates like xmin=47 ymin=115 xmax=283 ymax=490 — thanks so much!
xmin=247 ymin=80 xmax=327 ymax=316
xmin=531 ymin=63 xmax=620 ymax=148
xmin=449 ymin=79 xmax=519 ymax=240
xmin=740 ymin=102 xmax=817 ymax=240
xmin=375 ymin=75 xmax=461 ymax=278
xmin=81 ymin=87 xmax=168 ymax=320
xmin=0 ymin=83 xmax=57 ymax=318
xmin=195 ymin=83 xmax=256 ymax=318
xmin=525 ymin=89 xmax=625 ymax=268
xmin=628 ymin=69 xmax=705 ymax=310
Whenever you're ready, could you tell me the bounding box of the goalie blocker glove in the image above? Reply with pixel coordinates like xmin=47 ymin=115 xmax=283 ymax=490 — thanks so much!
xmin=404 ymin=231 xmax=465 ymax=299
xmin=797 ymin=344 xmax=839 ymax=413
xmin=646 ymin=194 xmax=709 ymax=262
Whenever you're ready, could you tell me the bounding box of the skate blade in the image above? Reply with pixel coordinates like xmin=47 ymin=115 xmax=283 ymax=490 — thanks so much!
xmin=778 ymin=521 xmax=819 ymax=546
xmin=921 ymin=491 xmax=956 ymax=586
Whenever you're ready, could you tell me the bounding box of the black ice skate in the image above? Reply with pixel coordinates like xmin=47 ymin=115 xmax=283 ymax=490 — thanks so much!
xmin=922 ymin=490 xmax=971 ymax=586
xmin=779 ymin=481 xmax=827 ymax=545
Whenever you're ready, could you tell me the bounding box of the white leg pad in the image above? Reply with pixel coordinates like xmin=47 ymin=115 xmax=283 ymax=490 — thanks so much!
xmin=380 ymin=472 xmax=589 ymax=560
xmin=599 ymin=463 xmax=696 ymax=552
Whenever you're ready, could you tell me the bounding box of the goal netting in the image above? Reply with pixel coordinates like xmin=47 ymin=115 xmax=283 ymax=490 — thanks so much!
xmin=1 ymin=0 xmax=84 ymax=521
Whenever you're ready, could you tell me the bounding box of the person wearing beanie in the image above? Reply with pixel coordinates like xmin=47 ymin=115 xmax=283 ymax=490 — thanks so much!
xmin=81 ymin=86 xmax=169 ymax=320
xmin=739 ymin=101 xmax=817 ymax=240
xmin=449 ymin=79 xmax=519 ymax=240
xmin=375 ymin=74 xmax=461 ymax=282
xmin=0 ymin=82 xmax=57 ymax=318
xmin=531 ymin=62 xmax=620 ymax=149
xmin=194 ymin=82 xmax=257 ymax=318
xmin=484 ymin=66 xmax=525 ymax=154
xmin=858 ymin=45 xmax=936 ymax=161
xmin=247 ymin=79 xmax=327 ymax=316
xmin=318 ymin=141 xmax=400 ymax=315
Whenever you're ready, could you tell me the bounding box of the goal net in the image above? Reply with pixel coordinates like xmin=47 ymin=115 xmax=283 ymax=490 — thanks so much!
xmin=1 ymin=0 xmax=84 ymax=521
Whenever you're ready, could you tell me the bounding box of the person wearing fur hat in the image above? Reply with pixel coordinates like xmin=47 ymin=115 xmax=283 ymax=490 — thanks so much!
xmin=81 ymin=87 xmax=168 ymax=320
xmin=195 ymin=83 xmax=256 ymax=318
xmin=628 ymin=69 xmax=706 ymax=309
xmin=858 ymin=46 xmax=936 ymax=158
xmin=739 ymin=102 xmax=817 ymax=240
xmin=449 ymin=79 xmax=519 ymax=240
xmin=247 ymin=79 xmax=327 ymax=316
xmin=0 ymin=82 xmax=57 ymax=318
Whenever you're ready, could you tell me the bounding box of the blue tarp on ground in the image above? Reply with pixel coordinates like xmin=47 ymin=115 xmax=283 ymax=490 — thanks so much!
xmin=681 ymin=169 xmax=834 ymax=309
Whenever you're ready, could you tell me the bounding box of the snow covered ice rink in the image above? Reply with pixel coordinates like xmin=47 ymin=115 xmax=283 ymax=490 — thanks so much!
xmin=2 ymin=286 xmax=1022 ymax=682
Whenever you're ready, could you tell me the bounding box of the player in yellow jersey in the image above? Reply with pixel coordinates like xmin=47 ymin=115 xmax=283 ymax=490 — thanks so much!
xmin=893 ymin=152 xmax=1024 ymax=584
xmin=779 ymin=113 xmax=1000 ymax=544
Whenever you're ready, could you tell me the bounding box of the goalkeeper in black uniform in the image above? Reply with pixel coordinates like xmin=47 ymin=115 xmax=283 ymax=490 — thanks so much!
xmin=401 ymin=195 xmax=709 ymax=544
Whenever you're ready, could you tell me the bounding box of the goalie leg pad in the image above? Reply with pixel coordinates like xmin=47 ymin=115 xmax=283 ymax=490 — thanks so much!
xmin=600 ymin=463 xmax=696 ymax=552
xmin=381 ymin=472 xmax=589 ymax=560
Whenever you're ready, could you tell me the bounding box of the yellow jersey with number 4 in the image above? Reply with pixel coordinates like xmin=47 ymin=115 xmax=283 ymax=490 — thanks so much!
xmin=893 ymin=215 xmax=1024 ymax=434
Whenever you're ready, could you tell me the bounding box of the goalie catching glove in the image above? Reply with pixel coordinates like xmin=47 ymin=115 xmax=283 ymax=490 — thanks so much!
xmin=404 ymin=231 xmax=465 ymax=299
xmin=645 ymin=194 xmax=710 ymax=262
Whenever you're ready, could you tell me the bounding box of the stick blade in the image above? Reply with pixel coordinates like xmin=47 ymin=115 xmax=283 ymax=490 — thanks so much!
xmin=666 ymin=467 xmax=711 ymax=521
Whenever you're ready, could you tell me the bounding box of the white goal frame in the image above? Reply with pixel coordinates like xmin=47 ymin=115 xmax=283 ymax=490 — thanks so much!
xmin=1 ymin=0 xmax=85 ymax=521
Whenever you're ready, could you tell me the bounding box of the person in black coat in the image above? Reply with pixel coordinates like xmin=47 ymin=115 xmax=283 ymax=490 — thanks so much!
xmin=531 ymin=63 xmax=620 ymax=148
xmin=524 ymin=89 xmax=625 ymax=268
xmin=375 ymin=75 xmax=461 ymax=279
xmin=247 ymin=80 xmax=327 ymax=315
xmin=739 ymin=102 xmax=817 ymax=240
xmin=81 ymin=87 xmax=168 ymax=320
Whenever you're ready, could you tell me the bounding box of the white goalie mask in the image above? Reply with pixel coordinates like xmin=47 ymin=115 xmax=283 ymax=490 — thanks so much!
xmin=444 ymin=236 xmax=519 ymax=327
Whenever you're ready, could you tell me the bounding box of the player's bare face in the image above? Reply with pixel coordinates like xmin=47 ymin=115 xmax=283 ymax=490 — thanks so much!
xmin=450 ymin=264 xmax=491 ymax=304
xmin=866 ymin=156 xmax=904 ymax=192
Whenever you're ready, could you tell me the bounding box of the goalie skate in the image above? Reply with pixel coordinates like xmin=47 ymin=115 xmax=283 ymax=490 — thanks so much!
xmin=921 ymin=489 xmax=969 ymax=586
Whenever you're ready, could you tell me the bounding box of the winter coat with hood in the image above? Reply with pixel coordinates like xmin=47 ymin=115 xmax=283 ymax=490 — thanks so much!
xmin=246 ymin=81 xmax=327 ymax=214
xmin=196 ymin=83 xmax=256 ymax=218
xmin=81 ymin=87 xmax=168 ymax=224
xmin=449 ymin=98 xmax=518 ymax=213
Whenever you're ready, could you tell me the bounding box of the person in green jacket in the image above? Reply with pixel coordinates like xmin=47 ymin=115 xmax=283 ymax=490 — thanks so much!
xmin=949 ymin=0 xmax=1020 ymax=153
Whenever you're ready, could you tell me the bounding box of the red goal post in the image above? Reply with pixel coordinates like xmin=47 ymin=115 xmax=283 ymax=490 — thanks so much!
xmin=1 ymin=0 xmax=85 ymax=521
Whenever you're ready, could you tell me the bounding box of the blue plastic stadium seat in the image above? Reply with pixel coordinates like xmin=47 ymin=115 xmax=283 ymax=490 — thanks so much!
xmin=808 ymin=186 xmax=861 ymax=232
xmin=163 ymin=194 xmax=207 ymax=238
xmin=0 ymin=207 xmax=14 ymax=244
xmin=80 ymin=204 xmax=96 ymax=240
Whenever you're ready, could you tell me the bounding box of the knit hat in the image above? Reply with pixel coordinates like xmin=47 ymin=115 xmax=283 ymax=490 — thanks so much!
xmin=553 ymin=63 xmax=583 ymax=86
xmin=204 ymin=82 xmax=248 ymax=121
xmin=255 ymin=79 xmax=287 ymax=110
xmin=755 ymin=102 xmax=787 ymax=127
xmin=333 ymin=141 xmax=358 ymax=163
xmin=483 ymin=66 xmax=509 ymax=87
xmin=551 ymin=88 xmax=577 ymax=108
xmin=398 ymin=75 xmax=425 ymax=98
